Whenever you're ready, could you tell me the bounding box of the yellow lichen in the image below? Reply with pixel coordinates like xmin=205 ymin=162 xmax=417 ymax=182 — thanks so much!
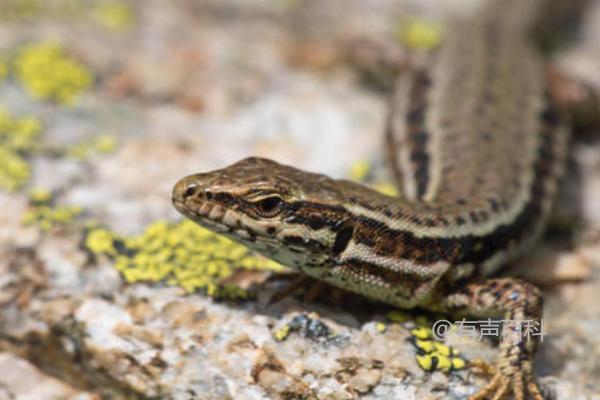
xmin=433 ymin=341 xmax=457 ymax=357
xmin=397 ymin=18 xmax=442 ymax=50
xmin=434 ymin=354 xmax=453 ymax=372
xmin=0 ymin=147 xmax=30 ymax=191
xmin=416 ymin=354 xmax=433 ymax=371
xmin=387 ymin=309 xmax=467 ymax=373
xmin=273 ymin=324 xmax=291 ymax=342
xmin=94 ymin=134 xmax=117 ymax=153
xmin=67 ymin=134 xmax=118 ymax=160
xmin=0 ymin=104 xmax=113 ymax=190
xmin=375 ymin=322 xmax=387 ymax=333
xmin=410 ymin=326 xmax=467 ymax=373
xmin=22 ymin=204 xmax=83 ymax=231
xmin=5 ymin=117 xmax=42 ymax=153
xmin=451 ymin=357 xmax=466 ymax=370
xmin=28 ymin=187 xmax=52 ymax=204
xmin=0 ymin=106 xmax=43 ymax=151
xmin=85 ymin=219 xmax=284 ymax=299
xmin=415 ymin=338 xmax=435 ymax=353
xmin=14 ymin=42 xmax=92 ymax=105
xmin=0 ymin=106 xmax=43 ymax=191
xmin=373 ymin=182 xmax=399 ymax=197
xmin=66 ymin=143 xmax=89 ymax=160
xmin=85 ymin=228 xmax=119 ymax=256
xmin=93 ymin=1 xmax=134 ymax=31
xmin=410 ymin=327 xmax=432 ymax=340
xmin=348 ymin=160 xmax=371 ymax=181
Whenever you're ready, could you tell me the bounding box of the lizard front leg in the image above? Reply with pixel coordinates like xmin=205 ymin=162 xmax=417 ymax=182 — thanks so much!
xmin=435 ymin=278 xmax=545 ymax=400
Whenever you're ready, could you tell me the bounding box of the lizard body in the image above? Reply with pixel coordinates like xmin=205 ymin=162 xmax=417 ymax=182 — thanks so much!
xmin=173 ymin=1 xmax=569 ymax=398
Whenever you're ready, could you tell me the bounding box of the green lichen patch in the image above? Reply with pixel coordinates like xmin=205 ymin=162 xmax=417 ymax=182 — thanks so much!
xmin=14 ymin=42 xmax=93 ymax=105
xmin=84 ymin=220 xmax=284 ymax=299
xmin=0 ymin=106 xmax=43 ymax=191
xmin=22 ymin=188 xmax=83 ymax=231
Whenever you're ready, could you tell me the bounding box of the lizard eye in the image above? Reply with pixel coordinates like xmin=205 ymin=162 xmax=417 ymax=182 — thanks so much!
xmin=256 ymin=196 xmax=283 ymax=216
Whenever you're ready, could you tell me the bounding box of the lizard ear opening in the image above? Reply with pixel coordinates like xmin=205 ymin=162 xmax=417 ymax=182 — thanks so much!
xmin=332 ymin=221 xmax=354 ymax=256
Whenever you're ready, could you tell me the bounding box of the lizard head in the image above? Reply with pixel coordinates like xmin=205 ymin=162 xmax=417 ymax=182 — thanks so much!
xmin=172 ymin=157 xmax=355 ymax=271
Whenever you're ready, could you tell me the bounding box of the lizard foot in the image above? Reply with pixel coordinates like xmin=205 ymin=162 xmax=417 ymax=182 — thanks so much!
xmin=469 ymin=359 xmax=544 ymax=400
xmin=440 ymin=278 xmax=546 ymax=400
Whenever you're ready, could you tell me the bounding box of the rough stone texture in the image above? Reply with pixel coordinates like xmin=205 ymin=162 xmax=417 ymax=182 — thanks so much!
xmin=0 ymin=0 xmax=599 ymax=399
xmin=0 ymin=352 xmax=95 ymax=399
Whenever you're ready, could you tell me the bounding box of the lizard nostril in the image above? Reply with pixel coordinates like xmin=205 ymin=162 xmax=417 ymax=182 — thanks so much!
xmin=182 ymin=184 xmax=198 ymax=200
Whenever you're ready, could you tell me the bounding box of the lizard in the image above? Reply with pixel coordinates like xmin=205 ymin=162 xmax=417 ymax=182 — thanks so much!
xmin=172 ymin=0 xmax=572 ymax=398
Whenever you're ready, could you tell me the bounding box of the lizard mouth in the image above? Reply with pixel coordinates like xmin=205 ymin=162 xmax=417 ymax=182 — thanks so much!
xmin=173 ymin=197 xmax=232 ymax=230
xmin=172 ymin=178 xmax=227 ymax=229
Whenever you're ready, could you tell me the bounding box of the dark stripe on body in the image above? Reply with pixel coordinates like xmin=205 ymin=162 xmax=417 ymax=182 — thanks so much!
xmin=386 ymin=69 xmax=434 ymax=200
xmin=406 ymin=71 xmax=433 ymax=199
xmin=353 ymin=104 xmax=561 ymax=268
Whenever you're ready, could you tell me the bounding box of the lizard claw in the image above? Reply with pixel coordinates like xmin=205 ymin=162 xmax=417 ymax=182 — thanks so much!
xmin=469 ymin=359 xmax=544 ymax=400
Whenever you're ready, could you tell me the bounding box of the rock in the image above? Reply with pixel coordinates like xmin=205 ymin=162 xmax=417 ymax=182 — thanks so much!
xmin=0 ymin=0 xmax=599 ymax=399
